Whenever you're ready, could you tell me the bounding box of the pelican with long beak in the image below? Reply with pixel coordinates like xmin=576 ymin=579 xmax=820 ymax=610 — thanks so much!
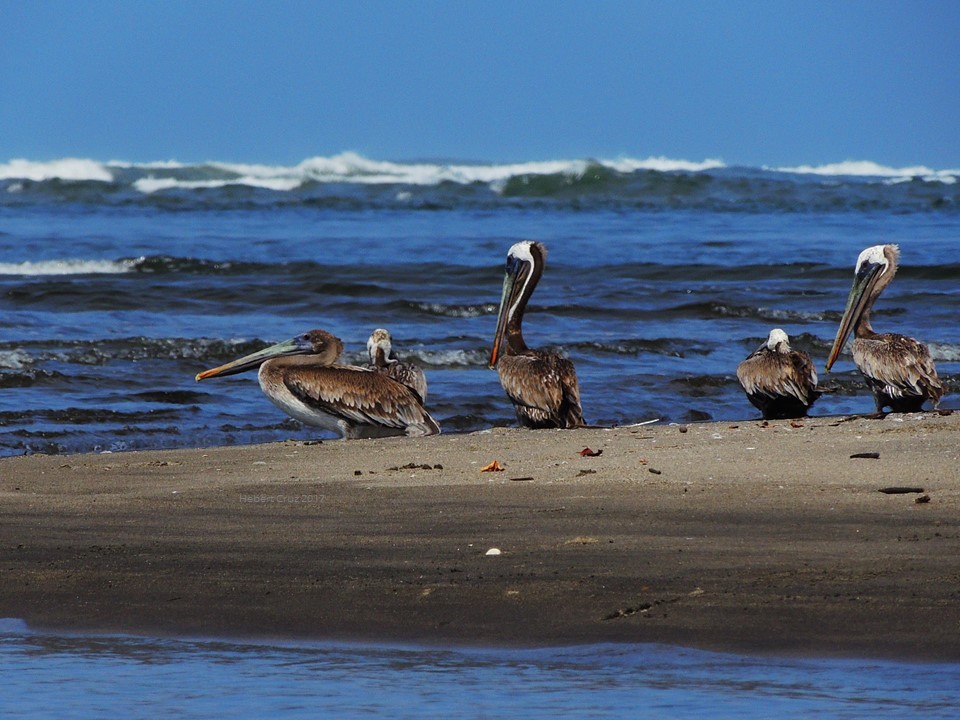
xmin=825 ymin=244 xmax=943 ymax=412
xmin=489 ymin=241 xmax=585 ymax=428
xmin=196 ymin=329 xmax=440 ymax=439
xmin=736 ymin=328 xmax=820 ymax=419
xmin=366 ymin=327 xmax=428 ymax=403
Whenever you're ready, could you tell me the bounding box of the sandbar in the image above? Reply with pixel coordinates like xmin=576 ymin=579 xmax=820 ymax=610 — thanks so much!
xmin=1 ymin=413 xmax=958 ymax=660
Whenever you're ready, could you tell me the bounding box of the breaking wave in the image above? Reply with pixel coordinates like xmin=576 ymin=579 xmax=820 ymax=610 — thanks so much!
xmin=0 ymin=158 xmax=114 ymax=182
xmin=2 ymin=153 xmax=729 ymax=189
xmin=774 ymin=160 xmax=958 ymax=184
xmin=2 ymin=153 xmax=958 ymax=212
xmin=0 ymin=259 xmax=137 ymax=276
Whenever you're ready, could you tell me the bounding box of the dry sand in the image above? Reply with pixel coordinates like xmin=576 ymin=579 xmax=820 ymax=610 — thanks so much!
xmin=1 ymin=413 xmax=958 ymax=660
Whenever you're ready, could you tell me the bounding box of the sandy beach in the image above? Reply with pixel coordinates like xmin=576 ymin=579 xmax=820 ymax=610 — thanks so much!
xmin=1 ymin=413 xmax=958 ymax=661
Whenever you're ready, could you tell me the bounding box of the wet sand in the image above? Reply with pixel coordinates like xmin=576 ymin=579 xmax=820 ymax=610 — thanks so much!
xmin=1 ymin=413 xmax=958 ymax=660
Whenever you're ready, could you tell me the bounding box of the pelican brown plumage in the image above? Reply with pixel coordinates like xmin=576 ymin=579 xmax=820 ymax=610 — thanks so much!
xmin=736 ymin=328 xmax=820 ymax=419
xmin=196 ymin=329 xmax=440 ymax=439
xmin=825 ymin=244 xmax=943 ymax=412
xmin=489 ymin=241 xmax=585 ymax=429
xmin=366 ymin=328 xmax=428 ymax=402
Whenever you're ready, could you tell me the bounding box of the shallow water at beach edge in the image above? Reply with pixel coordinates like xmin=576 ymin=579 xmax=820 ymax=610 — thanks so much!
xmin=2 ymin=619 xmax=959 ymax=719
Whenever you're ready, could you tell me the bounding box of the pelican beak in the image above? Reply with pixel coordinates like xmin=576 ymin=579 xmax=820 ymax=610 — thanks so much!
xmin=490 ymin=254 xmax=531 ymax=368
xmin=195 ymin=336 xmax=310 ymax=381
xmin=825 ymin=259 xmax=884 ymax=372
xmin=489 ymin=270 xmax=516 ymax=368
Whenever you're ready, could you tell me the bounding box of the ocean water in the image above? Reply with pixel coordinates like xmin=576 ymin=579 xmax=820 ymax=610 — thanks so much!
xmin=3 ymin=155 xmax=960 ymax=714
xmin=2 ymin=620 xmax=959 ymax=720
xmin=2 ymin=153 xmax=960 ymax=455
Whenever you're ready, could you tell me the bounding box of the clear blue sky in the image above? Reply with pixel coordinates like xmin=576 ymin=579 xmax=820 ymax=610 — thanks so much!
xmin=2 ymin=0 xmax=958 ymax=168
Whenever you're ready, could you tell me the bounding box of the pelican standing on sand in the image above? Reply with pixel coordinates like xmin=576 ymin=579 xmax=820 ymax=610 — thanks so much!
xmin=196 ymin=329 xmax=440 ymax=438
xmin=736 ymin=328 xmax=820 ymax=419
xmin=490 ymin=241 xmax=585 ymax=428
xmin=366 ymin=327 xmax=428 ymax=402
xmin=825 ymin=244 xmax=943 ymax=412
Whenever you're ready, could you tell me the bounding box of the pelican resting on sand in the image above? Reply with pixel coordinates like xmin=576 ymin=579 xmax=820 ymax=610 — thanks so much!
xmin=490 ymin=240 xmax=585 ymax=429
xmin=826 ymin=244 xmax=943 ymax=412
xmin=366 ymin=328 xmax=428 ymax=402
xmin=196 ymin=329 xmax=440 ymax=439
xmin=736 ymin=328 xmax=820 ymax=419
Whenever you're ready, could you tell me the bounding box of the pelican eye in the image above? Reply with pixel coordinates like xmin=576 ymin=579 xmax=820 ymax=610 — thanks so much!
xmin=856 ymin=259 xmax=885 ymax=279
xmin=294 ymin=333 xmax=317 ymax=349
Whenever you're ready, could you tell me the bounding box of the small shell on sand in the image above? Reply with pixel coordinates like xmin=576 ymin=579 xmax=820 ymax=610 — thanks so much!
xmin=485 ymin=548 xmax=502 ymax=556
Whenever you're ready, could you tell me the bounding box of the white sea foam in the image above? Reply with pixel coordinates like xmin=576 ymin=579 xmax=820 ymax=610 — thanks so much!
xmin=605 ymin=156 xmax=726 ymax=173
xmin=774 ymin=160 xmax=958 ymax=183
xmin=0 ymin=259 xmax=136 ymax=276
xmin=419 ymin=348 xmax=490 ymax=367
xmin=414 ymin=302 xmax=498 ymax=318
xmin=133 ymin=176 xmax=303 ymax=194
xmin=885 ymin=174 xmax=957 ymax=186
xmin=130 ymin=152 xmax=729 ymax=193
xmin=293 ymin=153 xmax=577 ymax=186
xmin=927 ymin=342 xmax=960 ymax=363
xmin=0 ymin=158 xmax=113 ymax=182
xmin=4 ymin=153 xmax=956 ymax=192
xmin=205 ymin=153 xmax=454 ymax=186
xmin=0 ymin=350 xmax=34 ymax=369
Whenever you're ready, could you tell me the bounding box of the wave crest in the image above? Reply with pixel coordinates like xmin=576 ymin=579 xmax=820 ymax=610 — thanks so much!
xmin=0 ymin=258 xmax=136 ymax=276
xmin=0 ymin=158 xmax=114 ymax=182
xmin=1 ymin=152 xmax=730 ymax=190
xmin=0 ymin=350 xmax=34 ymax=369
xmin=774 ymin=160 xmax=958 ymax=184
xmin=2 ymin=153 xmax=957 ymax=211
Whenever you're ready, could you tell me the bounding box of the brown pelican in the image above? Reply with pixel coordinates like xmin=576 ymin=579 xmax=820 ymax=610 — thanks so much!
xmin=825 ymin=244 xmax=943 ymax=412
xmin=196 ymin=329 xmax=440 ymax=439
xmin=736 ymin=328 xmax=820 ymax=419
xmin=366 ymin=328 xmax=428 ymax=402
xmin=489 ymin=240 xmax=585 ymax=429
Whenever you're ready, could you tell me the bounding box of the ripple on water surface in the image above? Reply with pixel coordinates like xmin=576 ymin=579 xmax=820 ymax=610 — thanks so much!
xmin=1 ymin=621 xmax=959 ymax=719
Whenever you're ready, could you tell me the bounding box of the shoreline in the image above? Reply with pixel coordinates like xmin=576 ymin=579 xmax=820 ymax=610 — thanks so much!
xmin=2 ymin=413 xmax=959 ymax=661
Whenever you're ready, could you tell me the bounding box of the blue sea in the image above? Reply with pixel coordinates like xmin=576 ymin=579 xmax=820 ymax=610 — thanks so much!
xmin=2 ymin=153 xmax=959 ymax=455
xmin=2 ymin=154 xmax=960 ymax=715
